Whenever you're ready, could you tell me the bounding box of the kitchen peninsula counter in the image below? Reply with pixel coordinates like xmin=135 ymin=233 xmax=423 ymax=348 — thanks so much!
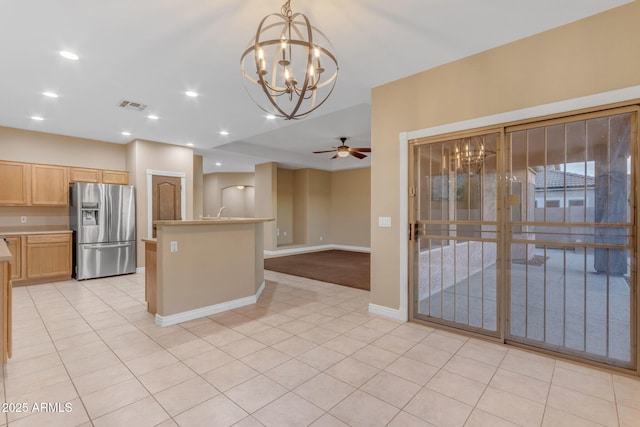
xmin=147 ymin=218 xmax=273 ymax=326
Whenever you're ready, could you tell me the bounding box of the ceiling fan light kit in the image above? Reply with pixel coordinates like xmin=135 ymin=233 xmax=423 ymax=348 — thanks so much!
xmin=313 ymin=137 xmax=371 ymax=160
xmin=241 ymin=0 xmax=339 ymax=120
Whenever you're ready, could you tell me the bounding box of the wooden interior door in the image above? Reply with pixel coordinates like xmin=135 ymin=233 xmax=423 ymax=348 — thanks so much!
xmin=152 ymin=175 xmax=182 ymax=237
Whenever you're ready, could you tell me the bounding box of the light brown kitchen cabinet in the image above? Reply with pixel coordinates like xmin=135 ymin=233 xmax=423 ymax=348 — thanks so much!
xmin=31 ymin=164 xmax=69 ymax=206
xmin=69 ymin=167 xmax=101 ymax=183
xmin=0 ymin=258 xmax=11 ymax=364
xmin=0 ymin=238 xmax=13 ymax=364
xmin=0 ymin=161 xmax=30 ymax=205
xmin=4 ymin=237 xmax=23 ymax=282
xmin=101 ymin=170 xmax=129 ymax=185
xmin=25 ymin=234 xmax=72 ymax=282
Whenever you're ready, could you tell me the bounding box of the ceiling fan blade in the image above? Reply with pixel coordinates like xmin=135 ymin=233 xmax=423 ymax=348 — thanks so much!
xmin=350 ymin=151 xmax=367 ymax=159
xmin=313 ymin=149 xmax=337 ymax=153
xmin=331 ymin=153 xmax=339 ymax=159
xmin=350 ymin=148 xmax=371 ymax=152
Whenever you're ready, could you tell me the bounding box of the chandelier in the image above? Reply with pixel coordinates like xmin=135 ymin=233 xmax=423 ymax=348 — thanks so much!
xmin=452 ymin=136 xmax=496 ymax=174
xmin=240 ymin=0 xmax=339 ymax=120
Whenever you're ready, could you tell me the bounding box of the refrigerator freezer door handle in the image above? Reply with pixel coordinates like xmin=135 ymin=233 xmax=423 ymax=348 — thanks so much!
xmin=84 ymin=243 xmax=132 ymax=250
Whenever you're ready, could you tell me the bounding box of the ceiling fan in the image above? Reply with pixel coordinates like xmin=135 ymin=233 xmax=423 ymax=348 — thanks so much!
xmin=312 ymin=137 xmax=371 ymax=159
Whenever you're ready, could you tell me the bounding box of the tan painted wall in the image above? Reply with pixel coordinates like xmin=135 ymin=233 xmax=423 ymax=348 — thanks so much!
xmin=292 ymin=169 xmax=308 ymax=245
xmin=128 ymin=139 xmax=194 ymax=267
xmin=254 ymin=162 xmax=277 ymax=250
xmin=370 ymin=2 xmax=640 ymax=310
xmin=0 ymin=126 xmax=126 ymax=169
xmin=203 ymin=172 xmax=255 ymax=217
xmin=277 ymin=168 xmax=294 ymax=245
xmin=193 ymin=155 xmax=204 ymax=220
xmin=307 ymin=169 xmax=331 ymax=245
xmin=331 ymin=167 xmax=371 ymax=248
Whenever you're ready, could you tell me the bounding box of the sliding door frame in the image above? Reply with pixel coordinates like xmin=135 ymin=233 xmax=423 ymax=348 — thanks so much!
xmin=408 ymin=102 xmax=640 ymax=374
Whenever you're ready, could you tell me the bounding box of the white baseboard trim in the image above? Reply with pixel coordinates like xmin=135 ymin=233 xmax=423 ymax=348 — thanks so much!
xmin=155 ymin=281 xmax=265 ymax=327
xmin=255 ymin=280 xmax=265 ymax=300
xmin=368 ymin=303 xmax=408 ymax=322
xmin=136 ymin=267 xmax=145 ymax=274
xmin=265 ymin=244 xmax=370 ymax=258
xmin=332 ymin=244 xmax=371 ymax=253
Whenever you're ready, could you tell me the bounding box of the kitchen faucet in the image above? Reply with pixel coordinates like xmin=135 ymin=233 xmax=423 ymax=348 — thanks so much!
xmin=216 ymin=206 xmax=229 ymax=219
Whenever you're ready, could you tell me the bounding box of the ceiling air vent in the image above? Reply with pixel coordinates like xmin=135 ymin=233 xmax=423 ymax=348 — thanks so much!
xmin=117 ymin=99 xmax=148 ymax=112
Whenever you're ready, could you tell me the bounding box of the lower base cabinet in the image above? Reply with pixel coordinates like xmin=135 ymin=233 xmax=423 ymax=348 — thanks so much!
xmin=9 ymin=233 xmax=72 ymax=286
xmin=1 ymin=251 xmax=12 ymax=364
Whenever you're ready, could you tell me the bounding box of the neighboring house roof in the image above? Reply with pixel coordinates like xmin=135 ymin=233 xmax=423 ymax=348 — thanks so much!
xmin=535 ymin=168 xmax=595 ymax=190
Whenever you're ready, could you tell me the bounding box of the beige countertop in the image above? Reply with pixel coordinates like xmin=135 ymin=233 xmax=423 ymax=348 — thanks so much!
xmin=0 ymin=228 xmax=72 ymax=236
xmin=154 ymin=218 xmax=274 ymax=226
xmin=0 ymin=239 xmax=11 ymax=262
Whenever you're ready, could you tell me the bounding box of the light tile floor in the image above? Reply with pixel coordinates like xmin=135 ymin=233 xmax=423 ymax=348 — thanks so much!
xmin=2 ymin=271 xmax=640 ymax=426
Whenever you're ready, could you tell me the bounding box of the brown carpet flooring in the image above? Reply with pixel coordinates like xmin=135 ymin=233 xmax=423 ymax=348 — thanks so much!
xmin=264 ymin=250 xmax=370 ymax=291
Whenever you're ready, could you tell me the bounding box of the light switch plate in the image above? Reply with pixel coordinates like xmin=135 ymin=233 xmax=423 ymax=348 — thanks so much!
xmin=378 ymin=216 xmax=392 ymax=227
xmin=170 ymin=241 xmax=178 ymax=252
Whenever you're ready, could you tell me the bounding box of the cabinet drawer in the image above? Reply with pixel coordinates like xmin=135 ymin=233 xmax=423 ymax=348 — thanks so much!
xmin=26 ymin=234 xmax=71 ymax=245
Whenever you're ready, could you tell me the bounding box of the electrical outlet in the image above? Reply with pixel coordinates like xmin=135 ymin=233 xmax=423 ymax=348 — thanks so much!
xmin=284 ymin=231 xmax=287 ymax=236
xmin=378 ymin=216 xmax=392 ymax=227
xmin=170 ymin=241 xmax=178 ymax=252
xmin=319 ymin=236 xmax=323 ymax=241
xmin=20 ymin=216 xmax=27 ymax=224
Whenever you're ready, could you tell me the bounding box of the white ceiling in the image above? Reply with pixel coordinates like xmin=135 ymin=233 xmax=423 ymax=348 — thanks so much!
xmin=0 ymin=0 xmax=631 ymax=173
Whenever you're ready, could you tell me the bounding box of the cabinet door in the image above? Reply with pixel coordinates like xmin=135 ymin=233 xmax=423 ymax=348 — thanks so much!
xmin=4 ymin=237 xmax=22 ymax=281
xmin=0 ymin=161 xmax=30 ymax=205
xmin=31 ymin=165 xmax=69 ymax=206
xmin=102 ymin=170 xmax=129 ymax=185
xmin=26 ymin=234 xmax=72 ymax=279
xmin=70 ymin=167 xmax=101 ymax=183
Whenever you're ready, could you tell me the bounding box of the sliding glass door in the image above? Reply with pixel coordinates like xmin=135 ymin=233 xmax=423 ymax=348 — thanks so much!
xmin=410 ymin=131 xmax=502 ymax=336
xmin=506 ymin=109 xmax=637 ymax=368
xmin=410 ymin=107 xmax=638 ymax=369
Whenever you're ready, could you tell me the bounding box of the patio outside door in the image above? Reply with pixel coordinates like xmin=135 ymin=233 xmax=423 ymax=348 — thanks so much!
xmin=411 ymin=107 xmax=638 ymax=370
xmin=410 ymin=131 xmax=502 ymax=337
xmin=506 ymin=108 xmax=636 ymax=369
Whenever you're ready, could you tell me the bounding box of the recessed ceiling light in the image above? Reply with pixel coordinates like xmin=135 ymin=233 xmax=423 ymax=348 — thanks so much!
xmin=59 ymin=50 xmax=79 ymax=60
xmin=266 ymin=114 xmax=276 ymax=120
xmin=42 ymin=91 xmax=59 ymax=98
xmin=219 ymin=130 xmax=229 ymax=136
xmin=147 ymin=115 xmax=159 ymax=120
xmin=31 ymin=116 xmax=45 ymax=121
xmin=215 ymin=162 xmax=222 ymax=166
xmin=185 ymin=91 xmax=198 ymax=98
xmin=121 ymin=131 xmax=132 ymax=136
xmin=186 ymin=143 xmax=194 ymax=147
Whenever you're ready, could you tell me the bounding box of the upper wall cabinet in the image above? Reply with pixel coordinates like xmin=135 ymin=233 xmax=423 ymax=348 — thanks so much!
xmin=101 ymin=170 xmax=129 ymax=185
xmin=31 ymin=164 xmax=69 ymax=206
xmin=0 ymin=161 xmax=30 ymax=205
xmin=69 ymin=167 xmax=101 ymax=183
xmin=70 ymin=167 xmax=128 ymax=185
xmin=0 ymin=160 xmax=129 ymax=206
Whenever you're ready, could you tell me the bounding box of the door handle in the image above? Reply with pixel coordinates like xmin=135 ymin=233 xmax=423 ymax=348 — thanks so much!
xmin=84 ymin=243 xmax=131 ymax=250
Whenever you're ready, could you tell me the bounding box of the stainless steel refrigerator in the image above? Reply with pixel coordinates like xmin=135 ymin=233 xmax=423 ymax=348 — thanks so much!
xmin=70 ymin=183 xmax=136 ymax=280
